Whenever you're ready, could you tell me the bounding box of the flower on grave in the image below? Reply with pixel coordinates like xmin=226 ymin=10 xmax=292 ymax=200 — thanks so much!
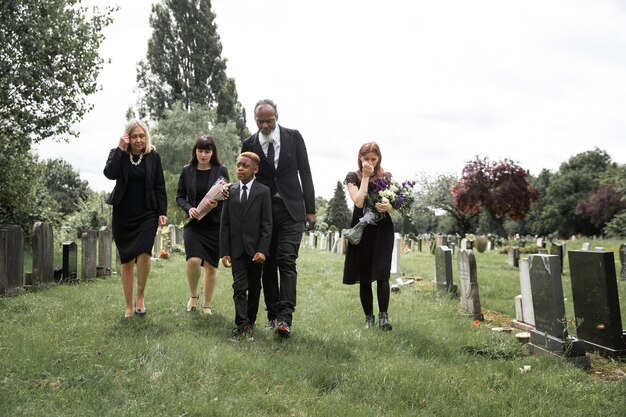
xmin=471 ymin=320 xmax=480 ymax=327
xmin=159 ymin=249 xmax=169 ymax=259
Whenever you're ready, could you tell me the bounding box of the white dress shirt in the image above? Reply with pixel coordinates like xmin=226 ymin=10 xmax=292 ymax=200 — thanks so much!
xmin=259 ymin=125 xmax=280 ymax=169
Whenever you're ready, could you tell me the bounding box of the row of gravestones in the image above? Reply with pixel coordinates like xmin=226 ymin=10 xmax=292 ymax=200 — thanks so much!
xmin=0 ymin=223 xmax=114 ymax=294
xmin=436 ymin=244 xmax=626 ymax=367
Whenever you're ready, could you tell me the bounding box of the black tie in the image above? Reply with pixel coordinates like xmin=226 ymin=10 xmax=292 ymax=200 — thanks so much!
xmin=241 ymin=184 xmax=248 ymax=206
xmin=267 ymin=141 xmax=275 ymax=170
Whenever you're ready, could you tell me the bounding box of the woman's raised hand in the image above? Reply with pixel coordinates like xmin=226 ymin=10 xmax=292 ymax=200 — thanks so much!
xmin=119 ymin=133 xmax=129 ymax=150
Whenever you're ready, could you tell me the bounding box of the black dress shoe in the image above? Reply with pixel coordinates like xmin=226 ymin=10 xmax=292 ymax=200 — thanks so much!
xmin=275 ymin=321 xmax=291 ymax=338
xmin=364 ymin=315 xmax=375 ymax=329
xmin=379 ymin=312 xmax=392 ymax=331
xmin=267 ymin=319 xmax=277 ymax=329
xmin=230 ymin=325 xmax=253 ymax=341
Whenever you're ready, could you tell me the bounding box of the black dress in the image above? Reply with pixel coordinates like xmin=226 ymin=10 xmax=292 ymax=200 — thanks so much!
xmin=183 ymin=169 xmax=221 ymax=267
xmin=112 ymin=156 xmax=159 ymax=264
xmin=343 ymin=171 xmax=395 ymax=284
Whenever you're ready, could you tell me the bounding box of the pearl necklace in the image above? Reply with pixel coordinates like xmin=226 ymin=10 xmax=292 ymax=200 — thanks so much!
xmin=129 ymin=152 xmax=144 ymax=166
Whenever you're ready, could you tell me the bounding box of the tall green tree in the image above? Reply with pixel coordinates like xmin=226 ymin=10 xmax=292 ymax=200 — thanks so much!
xmin=325 ymin=181 xmax=351 ymax=231
xmin=541 ymin=148 xmax=615 ymax=237
xmin=0 ymin=0 xmax=112 ymax=230
xmin=43 ymin=158 xmax=91 ymax=215
xmin=414 ymin=173 xmax=477 ymax=235
xmin=136 ymin=0 xmax=248 ymax=137
xmin=0 ymin=0 xmax=114 ymax=142
xmin=150 ymin=102 xmax=241 ymax=225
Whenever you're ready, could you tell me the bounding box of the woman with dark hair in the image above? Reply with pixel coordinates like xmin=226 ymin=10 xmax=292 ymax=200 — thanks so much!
xmin=343 ymin=142 xmax=395 ymax=330
xmin=104 ymin=119 xmax=168 ymax=318
xmin=176 ymin=136 xmax=230 ymax=314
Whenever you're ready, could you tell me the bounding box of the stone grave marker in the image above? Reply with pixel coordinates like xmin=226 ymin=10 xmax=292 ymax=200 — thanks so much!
xmin=513 ymin=258 xmax=535 ymax=328
xmin=458 ymin=249 xmax=482 ymax=320
xmin=619 ymin=243 xmax=626 ymax=280
xmin=81 ymin=230 xmax=97 ymax=280
xmin=390 ymin=233 xmax=401 ymax=275
xmin=568 ymin=250 xmax=626 ymax=357
xmin=153 ymin=228 xmax=162 ymax=257
xmin=0 ymin=225 xmax=24 ymax=293
xmin=435 ymin=245 xmax=456 ymax=294
xmin=62 ymin=241 xmax=78 ymax=282
xmin=527 ymin=254 xmax=589 ymax=366
xmin=31 ymin=222 xmax=54 ymax=285
xmin=98 ymin=226 xmax=112 ymax=276
xmin=549 ymin=242 xmax=565 ymax=275
xmin=581 ymin=242 xmax=590 ymax=251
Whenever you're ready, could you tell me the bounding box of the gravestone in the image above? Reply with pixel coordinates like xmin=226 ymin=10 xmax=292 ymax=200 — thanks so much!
xmin=619 ymin=243 xmax=626 ymax=280
xmin=435 ymin=246 xmax=456 ymax=294
xmin=581 ymin=242 xmax=590 ymax=251
xmin=98 ymin=226 xmax=112 ymax=276
xmin=319 ymin=233 xmax=327 ymax=251
xmin=0 ymin=225 xmax=24 ymax=293
xmin=549 ymin=242 xmax=565 ymax=275
xmin=62 ymin=242 xmax=78 ymax=282
xmin=568 ymin=250 xmax=626 ymax=357
xmin=31 ymin=222 xmax=54 ymax=285
xmin=457 ymin=250 xmax=483 ymax=320
xmin=153 ymin=228 xmax=162 ymax=256
xmin=390 ymin=233 xmax=401 ymax=275
xmin=514 ymin=258 xmax=535 ymax=327
xmin=507 ymin=247 xmax=519 ymax=267
xmin=527 ymin=254 xmax=589 ymax=366
xmin=417 ymin=238 xmax=422 ymax=253
xmin=168 ymin=224 xmax=177 ymax=246
xmin=81 ymin=230 xmax=97 ymax=280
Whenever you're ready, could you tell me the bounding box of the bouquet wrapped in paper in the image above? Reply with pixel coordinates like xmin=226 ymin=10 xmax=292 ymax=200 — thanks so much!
xmin=183 ymin=177 xmax=230 ymax=225
xmin=342 ymin=176 xmax=415 ymax=245
xmin=342 ymin=208 xmax=383 ymax=245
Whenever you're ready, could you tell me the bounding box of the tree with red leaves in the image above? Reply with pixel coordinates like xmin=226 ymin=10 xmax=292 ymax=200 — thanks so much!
xmin=452 ymin=157 xmax=538 ymax=236
xmin=575 ymin=185 xmax=626 ymax=232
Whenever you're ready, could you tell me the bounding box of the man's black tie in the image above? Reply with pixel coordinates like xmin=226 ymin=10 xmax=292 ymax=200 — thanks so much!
xmin=267 ymin=141 xmax=275 ymax=170
xmin=241 ymin=184 xmax=248 ymax=206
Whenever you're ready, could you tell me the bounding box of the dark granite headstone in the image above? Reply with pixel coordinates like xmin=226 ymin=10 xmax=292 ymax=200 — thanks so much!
xmin=620 ymin=243 xmax=626 ymax=281
xmin=0 ymin=225 xmax=24 ymax=293
xmin=435 ymin=245 xmax=455 ymax=293
xmin=31 ymin=222 xmax=54 ymax=285
xmin=417 ymin=238 xmax=422 ymax=253
xmin=62 ymin=241 xmax=78 ymax=282
xmin=458 ymin=250 xmax=483 ymax=320
xmin=549 ymin=242 xmax=565 ymax=275
xmin=97 ymin=226 xmax=112 ymax=276
xmin=527 ymin=254 xmax=589 ymax=366
xmin=568 ymin=250 xmax=626 ymax=357
xmin=81 ymin=230 xmax=97 ymax=280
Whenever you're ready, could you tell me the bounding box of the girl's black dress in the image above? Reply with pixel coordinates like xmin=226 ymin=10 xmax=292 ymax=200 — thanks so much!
xmin=183 ymin=169 xmax=221 ymax=267
xmin=112 ymin=156 xmax=159 ymax=264
xmin=343 ymin=171 xmax=395 ymax=284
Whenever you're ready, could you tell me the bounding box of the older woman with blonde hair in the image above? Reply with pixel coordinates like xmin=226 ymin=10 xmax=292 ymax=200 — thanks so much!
xmin=104 ymin=119 xmax=168 ymax=318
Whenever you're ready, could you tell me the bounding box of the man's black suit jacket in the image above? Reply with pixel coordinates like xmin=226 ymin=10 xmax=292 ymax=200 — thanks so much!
xmin=219 ymin=181 xmax=273 ymax=259
xmin=241 ymin=125 xmax=315 ymax=222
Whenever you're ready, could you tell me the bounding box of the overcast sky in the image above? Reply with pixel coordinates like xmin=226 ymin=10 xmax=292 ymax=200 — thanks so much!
xmin=36 ymin=0 xmax=626 ymax=200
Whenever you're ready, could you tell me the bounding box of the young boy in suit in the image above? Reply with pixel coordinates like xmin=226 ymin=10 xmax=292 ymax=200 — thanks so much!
xmin=220 ymin=152 xmax=273 ymax=338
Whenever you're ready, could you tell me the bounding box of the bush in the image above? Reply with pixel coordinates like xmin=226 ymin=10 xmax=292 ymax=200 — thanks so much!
xmin=475 ymin=236 xmax=488 ymax=253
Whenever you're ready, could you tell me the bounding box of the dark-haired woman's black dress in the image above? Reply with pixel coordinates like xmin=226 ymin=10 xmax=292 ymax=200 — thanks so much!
xmin=112 ymin=158 xmax=159 ymax=264
xmin=342 ymin=171 xmax=394 ymax=284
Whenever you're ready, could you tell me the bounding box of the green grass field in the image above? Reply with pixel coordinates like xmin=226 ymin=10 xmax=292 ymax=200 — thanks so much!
xmin=1 ymin=241 xmax=625 ymax=416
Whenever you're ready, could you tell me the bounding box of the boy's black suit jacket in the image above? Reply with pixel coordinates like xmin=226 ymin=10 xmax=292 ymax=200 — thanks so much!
xmin=220 ymin=181 xmax=272 ymax=259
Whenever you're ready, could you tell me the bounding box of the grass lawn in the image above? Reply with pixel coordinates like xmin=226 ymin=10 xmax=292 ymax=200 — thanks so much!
xmin=1 ymin=241 xmax=625 ymax=416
